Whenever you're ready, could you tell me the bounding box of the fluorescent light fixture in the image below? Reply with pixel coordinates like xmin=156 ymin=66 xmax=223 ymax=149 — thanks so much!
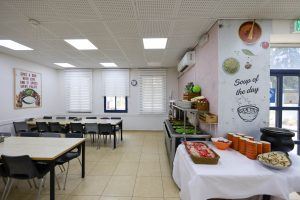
xmin=54 ymin=63 xmax=76 ymax=68
xmin=100 ymin=62 xmax=118 ymax=67
xmin=0 ymin=40 xmax=33 ymax=50
xmin=143 ymin=38 xmax=167 ymax=49
xmin=64 ymin=39 xmax=97 ymax=50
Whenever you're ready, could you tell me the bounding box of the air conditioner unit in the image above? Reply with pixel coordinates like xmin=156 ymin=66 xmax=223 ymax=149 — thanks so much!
xmin=177 ymin=51 xmax=195 ymax=72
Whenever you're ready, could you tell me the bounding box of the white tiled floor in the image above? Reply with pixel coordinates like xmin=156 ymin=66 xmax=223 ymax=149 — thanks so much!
xmin=0 ymin=131 xmax=180 ymax=200
xmin=1 ymin=131 xmax=300 ymax=200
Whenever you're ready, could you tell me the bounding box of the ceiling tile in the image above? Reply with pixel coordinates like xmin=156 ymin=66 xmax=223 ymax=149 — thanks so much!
xmin=89 ymin=37 xmax=120 ymax=50
xmin=71 ymin=21 xmax=110 ymax=37
xmin=138 ymin=20 xmax=172 ymax=37
xmin=178 ymin=0 xmax=220 ymax=18
xmin=144 ymin=50 xmax=164 ymax=62
xmin=93 ymin=0 xmax=136 ymax=20
xmin=135 ymin=0 xmax=178 ymax=19
xmin=105 ymin=21 xmax=139 ymax=38
xmin=42 ymin=22 xmax=83 ymax=38
xmin=171 ymin=19 xmax=215 ymax=36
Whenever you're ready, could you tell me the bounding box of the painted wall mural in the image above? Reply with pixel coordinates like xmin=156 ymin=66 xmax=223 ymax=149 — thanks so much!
xmin=14 ymin=68 xmax=42 ymax=109
xmin=217 ymin=19 xmax=271 ymax=138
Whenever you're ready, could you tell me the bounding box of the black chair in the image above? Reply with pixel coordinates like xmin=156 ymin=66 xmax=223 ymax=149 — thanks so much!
xmin=110 ymin=117 xmax=121 ymax=131
xmin=56 ymin=116 xmax=66 ymax=119
xmin=110 ymin=117 xmax=121 ymax=119
xmin=98 ymin=123 xmax=113 ymax=145
xmin=13 ymin=122 xmax=29 ymax=135
xmin=36 ymin=122 xmax=49 ymax=133
xmin=0 ymin=155 xmax=50 ymax=200
xmin=86 ymin=117 xmax=97 ymax=119
xmin=0 ymin=132 xmax=11 ymax=137
xmin=49 ymin=122 xmax=63 ymax=133
xmin=68 ymin=116 xmax=76 ymax=120
xmin=43 ymin=116 xmax=52 ymax=119
xmin=100 ymin=117 xmax=110 ymax=119
xmin=70 ymin=123 xmax=84 ymax=133
xmin=56 ymin=132 xmax=83 ymax=190
xmin=85 ymin=123 xmax=99 ymax=147
xmin=40 ymin=132 xmax=61 ymax=138
xmin=19 ymin=132 xmax=40 ymax=137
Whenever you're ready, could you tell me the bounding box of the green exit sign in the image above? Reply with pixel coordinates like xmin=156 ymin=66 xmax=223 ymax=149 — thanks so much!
xmin=294 ymin=20 xmax=300 ymax=33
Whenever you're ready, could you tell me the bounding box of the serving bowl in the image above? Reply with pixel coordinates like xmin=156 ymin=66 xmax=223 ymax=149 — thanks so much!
xmin=211 ymin=138 xmax=232 ymax=150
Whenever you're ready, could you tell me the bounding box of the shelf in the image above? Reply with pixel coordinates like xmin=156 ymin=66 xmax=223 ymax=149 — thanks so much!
xmin=199 ymin=119 xmax=218 ymax=125
xmin=172 ymin=104 xmax=198 ymax=112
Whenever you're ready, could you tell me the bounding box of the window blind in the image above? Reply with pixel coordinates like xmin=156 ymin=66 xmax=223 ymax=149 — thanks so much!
xmin=139 ymin=70 xmax=167 ymax=114
xmin=102 ymin=69 xmax=129 ymax=96
xmin=64 ymin=70 xmax=92 ymax=113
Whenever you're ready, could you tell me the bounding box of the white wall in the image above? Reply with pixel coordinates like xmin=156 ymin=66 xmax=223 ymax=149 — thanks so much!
xmin=57 ymin=68 xmax=178 ymax=130
xmin=0 ymin=53 xmax=60 ymax=133
xmin=217 ymin=20 xmax=271 ymax=139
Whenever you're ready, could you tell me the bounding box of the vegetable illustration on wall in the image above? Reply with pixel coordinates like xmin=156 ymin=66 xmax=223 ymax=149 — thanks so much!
xmin=14 ymin=69 xmax=42 ymax=109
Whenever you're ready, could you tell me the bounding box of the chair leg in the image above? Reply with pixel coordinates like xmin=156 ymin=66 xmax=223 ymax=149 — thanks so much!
xmin=58 ymin=165 xmax=64 ymax=173
xmin=2 ymin=178 xmax=13 ymax=200
xmin=36 ymin=178 xmax=44 ymax=200
xmin=2 ymin=177 xmax=6 ymax=185
xmin=27 ymin=179 xmax=33 ymax=188
xmin=63 ymin=162 xmax=70 ymax=190
xmin=32 ymin=179 xmax=38 ymax=189
xmin=55 ymin=175 xmax=61 ymax=190
xmin=77 ymin=157 xmax=82 ymax=166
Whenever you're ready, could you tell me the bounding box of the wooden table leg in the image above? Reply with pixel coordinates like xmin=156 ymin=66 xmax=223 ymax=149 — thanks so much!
xmin=81 ymin=141 xmax=85 ymax=178
xmin=49 ymin=161 xmax=55 ymax=200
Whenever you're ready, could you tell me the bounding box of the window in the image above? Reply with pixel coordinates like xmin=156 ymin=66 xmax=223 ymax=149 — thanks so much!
xmin=269 ymin=48 xmax=300 ymax=147
xmin=64 ymin=70 xmax=92 ymax=113
xmin=102 ymin=70 xmax=129 ymax=113
xmin=104 ymin=96 xmax=128 ymax=113
xmin=139 ymin=70 xmax=166 ymax=114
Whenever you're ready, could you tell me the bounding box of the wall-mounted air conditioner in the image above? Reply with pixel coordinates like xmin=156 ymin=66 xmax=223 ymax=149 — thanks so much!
xmin=177 ymin=51 xmax=195 ymax=72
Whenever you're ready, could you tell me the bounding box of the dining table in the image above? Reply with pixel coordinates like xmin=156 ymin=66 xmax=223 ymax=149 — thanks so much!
xmin=173 ymin=142 xmax=300 ymax=200
xmin=0 ymin=136 xmax=86 ymax=200
xmin=27 ymin=118 xmax=123 ymax=149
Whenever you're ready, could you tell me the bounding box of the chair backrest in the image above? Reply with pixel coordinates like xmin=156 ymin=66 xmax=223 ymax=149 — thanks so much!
xmin=70 ymin=123 xmax=83 ymax=133
xmin=100 ymin=117 xmax=110 ymax=119
xmin=1 ymin=155 xmax=39 ymax=179
xmin=13 ymin=122 xmax=29 ymax=134
xmin=66 ymin=132 xmax=83 ymax=154
xmin=69 ymin=116 xmax=76 ymax=120
xmin=99 ymin=123 xmax=112 ymax=134
xmin=19 ymin=132 xmax=40 ymax=137
xmin=85 ymin=123 xmax=98 ymax=133
xmin=86 ymin=117 xmax=97 ymax=119
xmin=36 ymin=122 xmax=48 ymax=132
xmin=49 ymin=122 xmax=62 ymax=133
xmin=0 ymin=132 xmax=11 ymax=137
xmin=111 ymin=117 xmax=121 ymax=119
xmin=43 ymin=116 xmax=52 ymax=119
xmin=41 ymin=132 xmax=61 ymax=138
xmin=56 ymin=116 xmax=66 ymax=119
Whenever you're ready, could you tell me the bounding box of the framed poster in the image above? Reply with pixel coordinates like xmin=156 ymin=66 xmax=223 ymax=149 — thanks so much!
xmin=14 ymin=68 xmax=42 ymax=109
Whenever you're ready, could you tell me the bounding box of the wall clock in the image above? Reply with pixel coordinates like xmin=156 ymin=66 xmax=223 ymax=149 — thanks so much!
xmin=131 ymin=80 xmax=137 ymax=86
xmin=238 ymin=20 xmax=262 ymax=44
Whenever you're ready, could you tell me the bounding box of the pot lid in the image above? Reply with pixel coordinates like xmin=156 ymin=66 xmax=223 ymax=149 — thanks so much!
xmin=260 ymin=127 xmax=295 ymax=137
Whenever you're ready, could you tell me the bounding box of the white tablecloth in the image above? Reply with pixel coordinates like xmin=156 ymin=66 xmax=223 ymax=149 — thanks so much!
xmin=173 ymin=143 xmax=300 ymax=200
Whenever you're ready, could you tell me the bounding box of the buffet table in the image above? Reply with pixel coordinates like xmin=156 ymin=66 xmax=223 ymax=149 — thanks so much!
xmin=173 ymin=143 xmax=300 ymax=200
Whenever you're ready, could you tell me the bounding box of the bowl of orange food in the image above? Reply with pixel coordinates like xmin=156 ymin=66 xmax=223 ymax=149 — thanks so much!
xmin=211 ymin=137 xmax=232 ymax=150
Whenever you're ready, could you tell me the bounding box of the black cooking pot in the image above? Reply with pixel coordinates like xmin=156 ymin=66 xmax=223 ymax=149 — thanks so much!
xmin=260 ymin=127 xmax=295 ymax=153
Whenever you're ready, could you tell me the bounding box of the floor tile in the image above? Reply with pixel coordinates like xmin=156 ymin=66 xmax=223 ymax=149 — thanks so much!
xmin=72 ymin=176 xmax=111 ymax=196
xmin=133 ymin=177 xmax=163 ymax=198
xmin=67 ymin=195 xmax=100 ymax=200
xmin=114 ymin=162 xmax=139 ymax=176
xmin=102 ymin=176 xmax=136 ymax=197
xmin=137 ymin=162 xmax=161 ymax=177
xmin=140 ymin=153 xmax=160 ymax=162
xmin=161 ymin=177 xmax=179 ymax=198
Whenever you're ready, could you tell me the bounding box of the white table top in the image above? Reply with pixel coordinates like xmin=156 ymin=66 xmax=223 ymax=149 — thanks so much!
xmin=0 ymin=137 xmax=85 ymax=161
xmin=173 ymin=142 xmax=300 ymax=200
xmin=27 ymin=118 xmax=122 ymax=126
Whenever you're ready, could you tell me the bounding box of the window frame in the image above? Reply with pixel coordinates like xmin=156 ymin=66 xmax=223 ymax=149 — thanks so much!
xmin=104 ymin=96 xmax=128 ymax=113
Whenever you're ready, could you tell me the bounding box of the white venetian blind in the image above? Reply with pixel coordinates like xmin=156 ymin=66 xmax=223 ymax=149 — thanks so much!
xmin=102 ymin=69 xmax=129 ymax=96
xmin=64 ymin=70 xmax=92 ymax=113
xmin=139 ymin=70 xmax=167 ymax=114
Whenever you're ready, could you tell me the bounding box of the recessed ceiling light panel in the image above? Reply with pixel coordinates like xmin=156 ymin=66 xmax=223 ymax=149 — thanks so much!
xmin=0 ymin=40 xmax=33 ymax=50
xmin=100 ymin=63 xmax=118 ymax=67
xmin=143 ymin=38 xmax=167 ymax=49
xmin=64 ymin=39 xmax=97 ymax=50
xmin=54 ymin=63 xmax=76 ymax=68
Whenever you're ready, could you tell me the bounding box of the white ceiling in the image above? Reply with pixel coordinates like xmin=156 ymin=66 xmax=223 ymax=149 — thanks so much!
xmin=0 ymin=0 xmax=299 ymax=69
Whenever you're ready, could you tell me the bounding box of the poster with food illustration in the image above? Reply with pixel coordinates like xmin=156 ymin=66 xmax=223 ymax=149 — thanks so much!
xmin=14 ymin=69 xmax=41 ymax=109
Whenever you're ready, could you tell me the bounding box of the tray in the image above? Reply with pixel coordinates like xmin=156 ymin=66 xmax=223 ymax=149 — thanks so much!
xmin=184 ymin=141 xmax=220 ymax=165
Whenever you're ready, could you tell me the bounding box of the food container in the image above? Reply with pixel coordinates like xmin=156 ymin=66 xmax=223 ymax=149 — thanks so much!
xmin=211 ymin=138 xmax=232 ymax=150
xmin=184 ymin=141 xmax=220 ymax=165
xmin=232 ymin=135 xmax=239 ymax=150
xmin=261 ymin=141 xmax=271 ymax=153
xmin=257 ymin=142 xmax=263 ymax=155
xmin=246 ymin=140 xmax=257 ymax=160
xmin=260 ymin=127 xmax=295 ymax=153
xmin=227 ymin=133 xmax=234 ymax=148
xmin=238 ymin=138 xmax=247 ymax=155
xmin=244 ymin=136 xmax=254 ymax=141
